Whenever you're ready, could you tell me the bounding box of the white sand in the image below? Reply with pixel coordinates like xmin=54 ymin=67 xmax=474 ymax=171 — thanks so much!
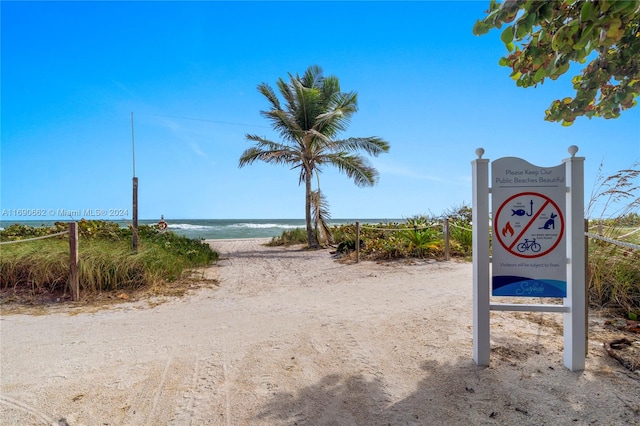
xmin=1 ymin=238 xmax=638 ymax=425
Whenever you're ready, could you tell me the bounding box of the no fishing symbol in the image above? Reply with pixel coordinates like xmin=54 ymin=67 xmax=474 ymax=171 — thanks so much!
xmin=494 ymin=192 xmax=564 ymax=258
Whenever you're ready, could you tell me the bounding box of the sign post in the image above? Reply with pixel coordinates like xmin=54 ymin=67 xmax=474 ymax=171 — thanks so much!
xmin=472 ymin=148 xmax=490 ymax=366
xmin=563 ymin=146 xmax=586 ymax=371
xmin=472 ymin=146 xmax=586 ymax=371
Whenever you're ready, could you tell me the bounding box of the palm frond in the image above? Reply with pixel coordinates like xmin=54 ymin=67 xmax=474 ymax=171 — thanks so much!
xmin=301 ymin=65 xmax=324 ymax=89
xmin=320 ymin=75 xmax=341 ymax=101
xmin=325 ymin=152 xmax=378 ymax=187
xmin=311 ymin=189 xmax=333 ymax=245
xmin=291 ymin=78 xmax=325 ymax=131
xmin=277 ymin=77 xmax=296 ymax=112
xmin=244 ymin=134 xmax=287 ymax=149
xmin=257 ymin=83 xmax=281 ymax=111
xmin=260 ymin=109 xmax=303 ymax=144
xmin=333 ymin=137 xmax=390 ymax=156
xmin=305 ymin=129 xmax=335 ymax=152
xmin=314 ymin=90 xmax=357 ymax=136
xmin=239 ymin=137 xmax=300 ymax=167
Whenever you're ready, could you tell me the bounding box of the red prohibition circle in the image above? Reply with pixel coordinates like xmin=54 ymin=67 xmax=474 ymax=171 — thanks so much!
xmin=157 ymin=221 xmax=168 ymax=231
xmin=494 ymin=191 xmax=564 ymax=258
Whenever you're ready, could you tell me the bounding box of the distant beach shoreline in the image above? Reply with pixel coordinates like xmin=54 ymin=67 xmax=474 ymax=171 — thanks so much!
xmin=1 ymin=218 xmax=406 ymax=240
xmin=204 ymin=237 xmax=273 ymax=243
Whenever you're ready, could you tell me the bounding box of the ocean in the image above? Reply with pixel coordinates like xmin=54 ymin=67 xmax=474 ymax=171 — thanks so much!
xmin=0 ymin=218 xmax=404 ymax=240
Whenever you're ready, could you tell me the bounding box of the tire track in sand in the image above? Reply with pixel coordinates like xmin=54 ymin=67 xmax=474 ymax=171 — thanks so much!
xmin=118 ymin=353 xmax=188 ymax=425
xmin=331 ymin=321 xmax=394 ymax=409
xmin=0 ymin=394 xmax=62 ymax=425
xmin=145 ymin=355 xmax=173 ymax=425
xmin=169 ymin=353 xmax=231 ymax=425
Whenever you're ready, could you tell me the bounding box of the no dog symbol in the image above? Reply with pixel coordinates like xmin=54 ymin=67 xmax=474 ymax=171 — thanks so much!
xmin=494 ymin=192 xmax=564 ymax=258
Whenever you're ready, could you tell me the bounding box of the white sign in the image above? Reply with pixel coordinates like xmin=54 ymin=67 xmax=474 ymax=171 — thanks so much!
xmin=472 ymin=146 xmax=586 ymax=371
xmin=491 ymin=158 xmax=566 ymax=297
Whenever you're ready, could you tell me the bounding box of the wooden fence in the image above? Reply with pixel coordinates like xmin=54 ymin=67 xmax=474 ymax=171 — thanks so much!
xmin=351 ymin=219 xmax=638 ymax=263
xmin=0 ymin=222 xmax=80 ymax=301
xmin=352 ymin=218 xmax=470 ymax=262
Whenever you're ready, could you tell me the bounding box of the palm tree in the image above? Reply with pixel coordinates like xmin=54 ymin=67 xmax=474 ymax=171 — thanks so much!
xmin=239 ymin=65 xmax=390 ymax=248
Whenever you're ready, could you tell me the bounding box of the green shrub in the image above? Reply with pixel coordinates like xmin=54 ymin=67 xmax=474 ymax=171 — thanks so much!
xmin=399 ymin=219 xmax=442 ymax=257
xmin=448 ymin=220 xmax=473 ymax=256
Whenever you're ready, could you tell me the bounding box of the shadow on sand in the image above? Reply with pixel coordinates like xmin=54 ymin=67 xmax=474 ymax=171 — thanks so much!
xmin=252 ymin=346 xmax=635 ymax=425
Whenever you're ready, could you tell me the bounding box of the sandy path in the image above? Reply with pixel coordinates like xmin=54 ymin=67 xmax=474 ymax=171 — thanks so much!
xmin=0 ymin=238 xmax=638 ymax=425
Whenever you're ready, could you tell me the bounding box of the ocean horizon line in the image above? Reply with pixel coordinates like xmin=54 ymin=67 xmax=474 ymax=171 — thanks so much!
xmin=0 ymin=218 xmax=408 ymax=240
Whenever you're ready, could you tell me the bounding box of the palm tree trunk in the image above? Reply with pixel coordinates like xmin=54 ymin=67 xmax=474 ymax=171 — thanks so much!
xmin=305 ymin=172 xmax=320 ymax=248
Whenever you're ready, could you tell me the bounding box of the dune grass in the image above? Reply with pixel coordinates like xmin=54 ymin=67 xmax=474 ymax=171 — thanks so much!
xmin=0 ymin=220 xmax=218 ymax=301
xmin=587 ymin=216 xmax=640 ymax=318
xmin=586 ymin=164 xmax=640 ymax=318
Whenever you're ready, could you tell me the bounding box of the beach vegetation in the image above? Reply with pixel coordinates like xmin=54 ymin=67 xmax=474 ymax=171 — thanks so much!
xmin=239 ymin=65 xmax=390 ymax=248
xmin=399 ymin=218 xmax=442 ymax=258
xmin=0 ymin=220 xmax=218 ymax=303
xmin=588 ymin=220 xmax=640 ymax=319
xmin=268 ymin=205 xmax=475 ymax=260
xmin=473 ymin=0 xmax=640 ymax=125
xmin=266 ymin=227 xmax=308 ymax=247
xmin=586 ymin=163 xmax=640 ymax=318
xmin=331 ymin=213 xmax=473 ymax=261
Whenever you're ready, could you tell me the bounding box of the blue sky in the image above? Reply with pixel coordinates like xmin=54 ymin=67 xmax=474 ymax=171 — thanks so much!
xmin=2 ymin=1 xmax=638 ymax=221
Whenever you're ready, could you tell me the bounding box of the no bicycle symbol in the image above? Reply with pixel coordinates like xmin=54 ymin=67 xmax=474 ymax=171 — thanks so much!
xmin=494 ymin=192 xmax=564 ymax=259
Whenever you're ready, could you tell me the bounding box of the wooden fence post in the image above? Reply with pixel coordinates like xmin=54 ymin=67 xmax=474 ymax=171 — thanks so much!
xmin=355 ymin=221 xmax=360 ymax=263
xmin=444 ymin=218 xmax=450 ymax=261
xmin=69 ymin=222 xmax=79 ymax=301
xmin=132 ymin=176 xmax=139 ymax=252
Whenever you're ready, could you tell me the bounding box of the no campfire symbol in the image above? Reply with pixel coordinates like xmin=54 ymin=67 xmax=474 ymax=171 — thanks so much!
xmin=494 ymin=192 xmax=564 ymax=258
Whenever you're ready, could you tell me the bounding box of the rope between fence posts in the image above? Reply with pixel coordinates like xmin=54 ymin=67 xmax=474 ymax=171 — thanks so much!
xmin=618 ymin=226 xmax=640 ymax=239
xmin=359 ymin=224 xmax=439 ymax=231
xmin=588 ymin=224 xmax=640 ymax=239
xmin=0 ymin=231 xmax=69 ymax=245
xmin=449 ymin=222 xmax=472 ymax=232
xmin=585 ymin=232 xmax=640 ymax=251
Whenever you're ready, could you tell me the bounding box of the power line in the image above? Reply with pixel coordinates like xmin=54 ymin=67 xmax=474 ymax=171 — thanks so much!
xmin=155 ymin=114 xmax=269 ymax=129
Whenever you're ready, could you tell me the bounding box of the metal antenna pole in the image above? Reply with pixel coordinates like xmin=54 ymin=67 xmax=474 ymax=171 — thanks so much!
xmin=131 ymin=112 xmax=136 ymax=177
xmin=131 ymin=112 xmax=139 ymax=252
